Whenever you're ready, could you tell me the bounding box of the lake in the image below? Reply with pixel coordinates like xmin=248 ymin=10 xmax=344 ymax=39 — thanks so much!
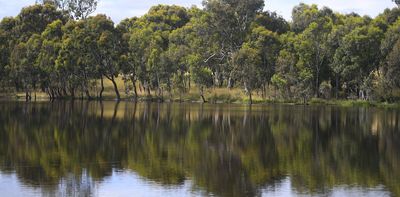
xmin=0 ymin=101 xmax=399 ymax=197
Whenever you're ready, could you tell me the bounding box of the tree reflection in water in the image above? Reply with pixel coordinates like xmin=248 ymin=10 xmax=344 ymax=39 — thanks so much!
xmin=0 ymin=101 xmax=399 ymax=196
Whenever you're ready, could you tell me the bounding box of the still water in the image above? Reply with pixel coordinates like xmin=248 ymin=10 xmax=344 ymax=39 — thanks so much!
xmin=0 ymin=101 xmax=399 ymax=197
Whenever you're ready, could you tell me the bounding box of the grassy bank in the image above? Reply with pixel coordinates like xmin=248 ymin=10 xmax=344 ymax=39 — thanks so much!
xmin=2 ymin=77 xmax=400 ymax=108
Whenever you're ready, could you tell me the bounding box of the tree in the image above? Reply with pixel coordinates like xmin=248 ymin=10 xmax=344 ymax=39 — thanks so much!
xmin=9 ymin=43 xmax=30 ymax=100
xmin=3 ymin=4 xmax=65 ymax=97
xmin=382 ymin=39 xmax=400 ymax=92
xmin=295 ymin=17 xmax=333 ymax=97
xmin=332 ymin=26 xmax=384 ymax=99
xmin=0 ymin=17 xmax=17 ymax=87
xmin=192 ymin=66 xmax=213 ymax=103
xmin=36 ymin=20 xmax=64 ymax=99
xmin=253 ymin=11 xmax=290 ymax=34
xmin=167 ymin=7 xmax=217 ymax=102
xmin=128 ymin=5 xmax=190 ymax=99
xmin=272 ymin=33 xmax=313 ymax=101
xmin=68 ymin=0 xmax=98 ymax=20
xmin=37 ymin=0 xmax=98 ymax=19
xmin=328 ymin=14 xmax=370 ymax=98
xmin=86 ymin=15 xmax=122 ymax=100
xmin=37 ymin=0 xmax=70 ymax=11
xmin=381 ymin=18 xmax=400 ymax=61
xmin=117 ymin=17 xmax=139 ymax=99
xmin=15 ymin=4 xmax=67 ymax=42
xmin=394 ymin=0 xmax=400 ymax=7
xmin=203 ymin=0 xmax=264 ymax=87
xmin=247 ymin=26 xmax=281 ymax=98
xmin=232 ymin=44 xmax=262 ymax=104
xmin=56 ymin=20 xmax=97 ymax=99
xmin=380 ymin=18 xmax=400 ymax=98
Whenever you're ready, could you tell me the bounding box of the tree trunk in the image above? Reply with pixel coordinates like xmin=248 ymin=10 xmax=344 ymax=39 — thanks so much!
xmin=61 ymin=88 xmax=66 ymax=98
xmin=70 ymin=87 xmax=75 ymax=100
xmin=110 ymin=76 xmax=120 ymax=100
xmin=335 ymin=74 xmax=339 ymax=99
xmin=131 ymin=77 xmax=138 ymax=99
xmin=99 ymin=76 xmax=105 ymax=100
xmin=200 ymin=86 xmax=207 ymax=103
xmin=147 ymin=86 xmax=151 ymax=97
xmin=25 ymin=91 xmax=30 ymax=102
xmin=316 ymin=72 xmax=320 ymax=98
xmin=249 ymin=91 xmax=253 ymax=105
xmin=46 ymin=88 xmax=52 ymax=100
xmin=51 ymin=89 xmax=56 ymax=100
xmin=85 ymin=89 xmax=92 ymax=100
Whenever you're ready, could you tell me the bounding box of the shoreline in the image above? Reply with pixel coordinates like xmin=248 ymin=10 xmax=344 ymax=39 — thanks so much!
xmin=2 ymin=94 xmax=400 ymax=108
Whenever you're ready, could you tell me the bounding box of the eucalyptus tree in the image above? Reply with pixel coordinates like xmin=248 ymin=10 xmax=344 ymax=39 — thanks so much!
xmin=291 ymin=4 xmax=336 ymax=33
xmin=394 ymin=0 xmax=400 ymax=7
xmin=254 ymin=11 xmax=290 ymax=34
xmin=332 ymin=26 xmax=384 ymax=99
xmin=128 ymin=5 xmax=190 ymax=98
xmin=9 ymin=34 xmax=43 ymax=101
xmin=382 ymin=39 xmax=400 ymax=94
xmin=271 ymin=49 xmax=299 ymax=99
xmin=36 ymin=20 xmax=64 ymax=99
xmin=203 ymin=0 xmax=265 ymax=88
xmin=0 ymin=30 xmax=6 ymax=85
xmin=271 ymin=32 xmax=314 ymax=101
xmin=328 ymin=14 xmax=371 ymax=98
xmin=68 ymin=0 xmax=98 ymax=20
xmin=380 ymin=19 xmax=400 ymax=97
xmin=246 ymin=26 xmax=281 ymax=97
xmin=117 ymin=17 xmax=139 ymax=98
xmin=232 ymin=44 xmax=262 ymax=104
xmin=0 ymin=17 xmax=17 ymax=87
xmin=14 ymin=3 xmax=67 ymax=42
xmin=8 ymin=4 xmax=65 ymax=98
xmin=295 ymin=17 xmax=333 ymax=97
xmin=38 ymin=0 xmax=98 ymax=19
xmin=167 ymin=7 xmax=217 ymax=102
xmin=56 ymin=20 xmax=97 ymax=99
xmin=36 ymin=0 xmax=70 ymax=11
xmin=381 ymin=19 xmax=400 ymax=61
xmin=86 ymin=15 xmax=122 ymax=100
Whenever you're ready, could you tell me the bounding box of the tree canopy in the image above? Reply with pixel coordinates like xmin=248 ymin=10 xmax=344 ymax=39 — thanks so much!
xmin=1 ymin=0 xmax=400 ymax=103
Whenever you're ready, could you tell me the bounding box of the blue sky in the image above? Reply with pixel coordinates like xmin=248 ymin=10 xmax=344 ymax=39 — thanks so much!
xmin=0 ymin=0 xmax=397 ymax=23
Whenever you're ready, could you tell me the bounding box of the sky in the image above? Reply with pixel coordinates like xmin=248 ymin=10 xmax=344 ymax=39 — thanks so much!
xmin=0 ymin=0 xmax=397 ymax=23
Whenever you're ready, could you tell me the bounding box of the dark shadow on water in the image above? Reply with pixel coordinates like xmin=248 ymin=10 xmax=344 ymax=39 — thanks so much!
xmin=0 ymin=101 xmax=399 ymax=196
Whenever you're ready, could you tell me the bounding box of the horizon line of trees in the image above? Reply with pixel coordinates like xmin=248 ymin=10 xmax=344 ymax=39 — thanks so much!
xmin=0 ymin=0 xmax=400 ymax=103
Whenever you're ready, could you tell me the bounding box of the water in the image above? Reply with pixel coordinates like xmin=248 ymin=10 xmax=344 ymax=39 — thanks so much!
xmin=0 ymin=101 xmax=399 ymax=197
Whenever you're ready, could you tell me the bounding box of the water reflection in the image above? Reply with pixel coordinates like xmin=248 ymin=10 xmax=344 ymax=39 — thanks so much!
xmin=0 ymin=101 xmax=399 ymax=196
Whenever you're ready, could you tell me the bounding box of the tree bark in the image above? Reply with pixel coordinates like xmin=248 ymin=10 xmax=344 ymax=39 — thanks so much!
xmin=131 ymin=77 xmax=138 ymax=99
xmin=249 ymin=91 xmax=253 ymax=105
xmin=85 ymin=89 xmax=92 ymax=100
xmin=70 ymin=87 xmax=75 ymax=100
xmin=335 ymin=74 xmax=339 ymax=99
xmin=147 ymin=86 xmax=151 ymax=97
xmin=316 ymin=71 xmax=320 ymax=98
xmin=109 ymin=76 xmax=120 ymax=100
xmin=25 ymin=91 xmax=30 ymax=102
xmin=99 ymin=76 xmax=105 ymax=100
xmin=200 ymin=86 xmax=207 ymax=103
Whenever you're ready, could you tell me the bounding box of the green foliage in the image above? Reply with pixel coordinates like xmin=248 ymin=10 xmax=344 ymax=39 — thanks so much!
xmin=0 ymin=2 xmax=400 ymax=103
xmin=394 ymin=0 xmax=400 ymax=7
xmin=39 ymin=0 xmax=98 ymax=19
xmin=332 ymin=25 xmax=384 ymax=98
